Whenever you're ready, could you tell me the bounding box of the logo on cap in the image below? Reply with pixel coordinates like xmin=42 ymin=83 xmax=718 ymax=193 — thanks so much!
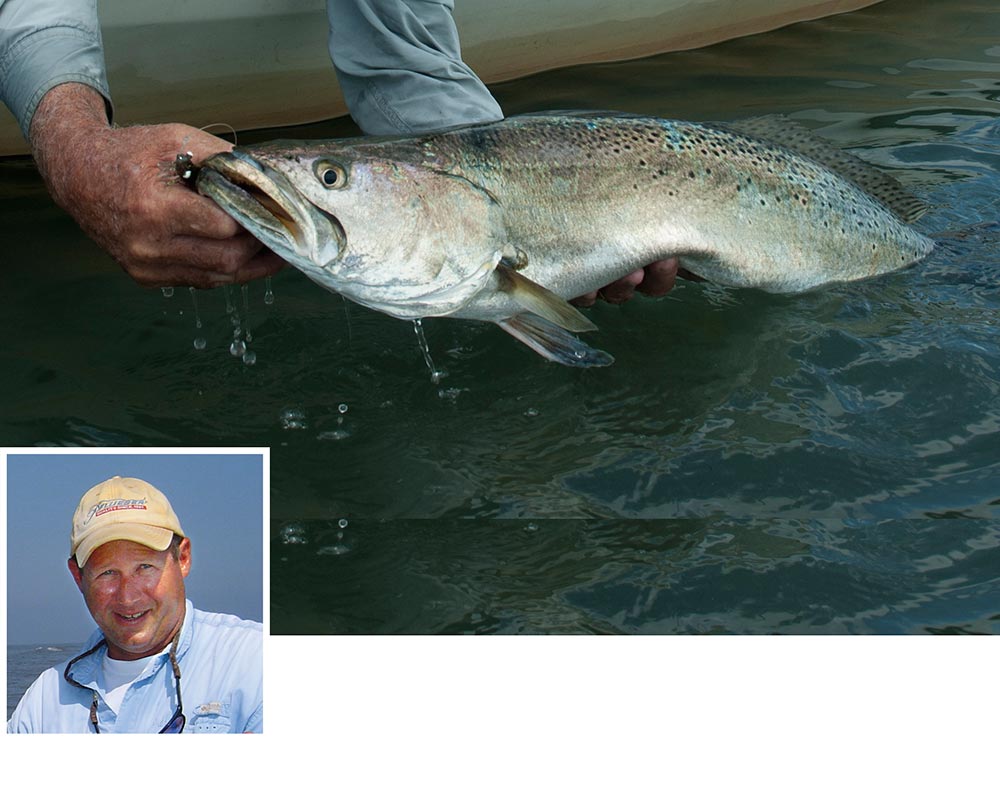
xmin=86 ymin=498 xmax=149 ymax=524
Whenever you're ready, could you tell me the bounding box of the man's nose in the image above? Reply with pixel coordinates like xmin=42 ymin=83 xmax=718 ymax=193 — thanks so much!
xmin=114 ymin=573 xmax=145 ymax=604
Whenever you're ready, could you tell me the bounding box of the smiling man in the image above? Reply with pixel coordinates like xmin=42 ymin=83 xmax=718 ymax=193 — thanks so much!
xmin=7 ymin=476 xmax=263 ymax=733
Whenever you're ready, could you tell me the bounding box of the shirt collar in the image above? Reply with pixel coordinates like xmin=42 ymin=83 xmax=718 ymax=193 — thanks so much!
xmin=66 ymin=600 xmax=193 ymax=689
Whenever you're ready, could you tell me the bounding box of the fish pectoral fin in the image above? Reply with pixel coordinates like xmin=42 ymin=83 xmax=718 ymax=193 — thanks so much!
xmin=495 ymin=263 xmax=597 ymax=333
xmin=498 ymin=313 xmax=614 ymax=368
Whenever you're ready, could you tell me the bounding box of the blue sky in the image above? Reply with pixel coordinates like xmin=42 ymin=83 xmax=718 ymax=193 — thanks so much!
xmin=4 ymin=450 xmax=265 ymax=645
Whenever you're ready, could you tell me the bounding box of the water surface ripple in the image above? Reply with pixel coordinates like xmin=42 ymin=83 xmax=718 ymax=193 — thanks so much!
xmin=2 ymin=0 xmax=998 ymax=633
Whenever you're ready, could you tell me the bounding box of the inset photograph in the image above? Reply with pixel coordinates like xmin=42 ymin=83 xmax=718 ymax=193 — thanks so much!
xmin=6 ymin=450 xmax=265 ymax=733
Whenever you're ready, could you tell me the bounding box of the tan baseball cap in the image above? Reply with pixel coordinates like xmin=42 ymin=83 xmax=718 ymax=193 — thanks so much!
xmin=71 ymin=476 xmax=186 ymax=567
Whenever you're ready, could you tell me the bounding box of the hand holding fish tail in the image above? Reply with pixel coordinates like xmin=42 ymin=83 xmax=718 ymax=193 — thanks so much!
xmin=29 ymin=83 xmax=285 ymax=288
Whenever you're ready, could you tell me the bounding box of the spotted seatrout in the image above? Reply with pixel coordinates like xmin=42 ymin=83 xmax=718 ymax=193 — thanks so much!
xmin=191 ymin=113 xmax=933 ymax=367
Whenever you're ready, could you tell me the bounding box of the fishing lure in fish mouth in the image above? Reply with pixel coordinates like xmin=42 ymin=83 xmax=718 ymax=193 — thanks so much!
xmin=175 ymin=151 xmax=197 ymax=182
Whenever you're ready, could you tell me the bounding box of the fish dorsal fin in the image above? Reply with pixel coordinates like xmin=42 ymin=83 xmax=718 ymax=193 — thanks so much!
xmin=495 ymin=260 xmax=597 ymax=333
xmin=725 ymin=115 xmax=929 ymax=223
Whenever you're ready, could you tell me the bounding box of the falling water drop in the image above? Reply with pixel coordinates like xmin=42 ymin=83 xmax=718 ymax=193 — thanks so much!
xmin=188 ymin=287 xmax=206 ymax=349
xmin=412 ymin=319 xmax=446 ymax=384
xmin=230 ymin=334 xmax=246 ymax=357
xmin=242 ymin=284 xmax=253 ymax=343
xmin=264 ymin=276 xmax=275 ymax=306
xmin=188 ymin=287 xmax=203 ymax=330
xmin=318 ymin=401 xmax=351 ymax=440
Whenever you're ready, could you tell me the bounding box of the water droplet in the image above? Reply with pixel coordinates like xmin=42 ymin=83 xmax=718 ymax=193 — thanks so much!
xmin=188 ymin=287 xmax=203 ymax=330
xmin=279 ymin=523 xmax=309 ymax=544
xmin=242 ymin=284 xmax=253 ymax=342
xmin=242 ymin=350 xmax=257 ymax=366
xmin=264 ymin=276 xmax=275 ymax=305
xmin=230 ymin=338 xmax=246 ymax=357
xmin=338 ymin=518 xmax=349 ymax=529
xmin=338 ymin=403 xmax=349 ymax=415
xmin=193 ymin=337 xmax=207 ymax=350
xmin=279 ymin=407 xmax=307 ymax=430
xmin=413 ymin=319 xmax=446 ymax=383
xmin=525 ymin=408 xmax=540 ymax=417
xmin=161 ymin=287 xmax=174 ymax=298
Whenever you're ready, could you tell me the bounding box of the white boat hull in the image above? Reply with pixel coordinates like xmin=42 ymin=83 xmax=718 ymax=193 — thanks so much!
xmin=0 ymin=0 xmax=883 ymax=156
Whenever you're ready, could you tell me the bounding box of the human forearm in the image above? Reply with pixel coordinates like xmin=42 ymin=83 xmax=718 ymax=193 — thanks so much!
xmin=29 ymin=82 xmax=110 ymax=212
xmin=0 ymin=0 xmax=111 ymax=140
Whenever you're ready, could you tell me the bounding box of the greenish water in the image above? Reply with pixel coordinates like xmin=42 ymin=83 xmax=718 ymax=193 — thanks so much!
xmin=3 ymin=0 xmax=999 ymax=633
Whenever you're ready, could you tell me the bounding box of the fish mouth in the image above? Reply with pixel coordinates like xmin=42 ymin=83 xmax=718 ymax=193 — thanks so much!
xmin=195 ymin=150 xmax=344 ymax=262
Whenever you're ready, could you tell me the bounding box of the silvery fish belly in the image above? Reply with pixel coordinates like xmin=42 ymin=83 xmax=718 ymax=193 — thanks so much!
xmin=192 ymin=113 xmax=933 ymax=368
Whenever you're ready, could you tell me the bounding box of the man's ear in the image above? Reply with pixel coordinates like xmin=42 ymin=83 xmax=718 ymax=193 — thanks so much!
xmin=177 ymin=538 xmax=192 ymax=578
xmin=68 ymin=557 xmax=84 ymax=591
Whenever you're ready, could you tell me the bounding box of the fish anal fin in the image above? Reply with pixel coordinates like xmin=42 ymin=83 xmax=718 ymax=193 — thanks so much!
xmin=498 ymin=313 xmax=614 ymax=368
xmin=495 ymin=263 xmax=597 ymax=333
xmin=726 ymin=115 xmax=929 ymax=223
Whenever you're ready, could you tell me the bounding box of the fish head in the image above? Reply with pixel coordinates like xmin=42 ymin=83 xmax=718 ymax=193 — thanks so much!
xmin=196 ymin=140 xmax=506 ymax=319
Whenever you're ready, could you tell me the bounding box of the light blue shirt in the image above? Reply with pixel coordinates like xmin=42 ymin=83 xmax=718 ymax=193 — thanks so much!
xmin=0 ymin=0 xmax=112 ymax=139
xmin=327 ymin=0 xmax=503 ymax=134
xmin=7 ymin=600 xmax=263 ymax=734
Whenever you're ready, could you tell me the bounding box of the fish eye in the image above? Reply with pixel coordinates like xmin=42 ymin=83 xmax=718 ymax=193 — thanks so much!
xmin=316 ymin=161 xmax=347 ymax=189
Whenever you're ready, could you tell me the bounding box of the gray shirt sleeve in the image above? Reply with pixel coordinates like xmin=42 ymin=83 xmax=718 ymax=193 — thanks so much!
xmin=0 ymin=0 xmax=112 ymax=141
xmin=327 ymin=0 xmax=503 ymax=135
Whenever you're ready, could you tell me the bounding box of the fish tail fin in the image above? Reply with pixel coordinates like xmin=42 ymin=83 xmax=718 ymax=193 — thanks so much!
xmin=498 ymin=313 xmax=614 ymax=367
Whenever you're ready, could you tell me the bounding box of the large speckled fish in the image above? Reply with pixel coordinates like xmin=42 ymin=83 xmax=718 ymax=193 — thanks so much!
xmin=191 ymin=113 xmax=933 ymax=367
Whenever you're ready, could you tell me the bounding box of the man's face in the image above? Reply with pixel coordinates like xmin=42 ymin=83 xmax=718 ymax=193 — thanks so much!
xmin=69 ymin=538 xmax=191 ymax=660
